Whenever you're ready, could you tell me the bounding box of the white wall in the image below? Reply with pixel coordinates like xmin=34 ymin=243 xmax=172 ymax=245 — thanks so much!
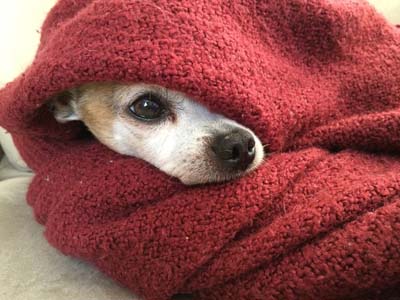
xmin=368 ymin=0 xmax=400 ymax=24
xmin=0 ymin=0 xmax=399 ymax=87
xmin=0 ymin=0 xmax=56 ymax=87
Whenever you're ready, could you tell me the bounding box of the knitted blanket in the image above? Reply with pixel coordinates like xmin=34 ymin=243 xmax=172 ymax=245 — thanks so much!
xmin=1 ymin=0 xmax=400 ymax=299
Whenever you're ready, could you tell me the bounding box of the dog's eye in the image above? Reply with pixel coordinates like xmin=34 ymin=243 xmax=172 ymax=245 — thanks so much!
xmin=129 ymin=94 xmax=164 ymax=120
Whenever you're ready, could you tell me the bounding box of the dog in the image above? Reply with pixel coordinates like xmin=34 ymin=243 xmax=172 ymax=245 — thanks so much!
xmin=50 ymin=83 xmax=264 ymax=185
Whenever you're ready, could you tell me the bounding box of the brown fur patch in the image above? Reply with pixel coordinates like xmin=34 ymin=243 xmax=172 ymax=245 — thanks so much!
xmin=76 ymin=83 xmax=116 ymax=143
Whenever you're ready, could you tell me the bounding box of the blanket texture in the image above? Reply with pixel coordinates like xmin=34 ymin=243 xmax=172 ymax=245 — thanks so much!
xmin=1 ymin=0 xmax=400 ymax=299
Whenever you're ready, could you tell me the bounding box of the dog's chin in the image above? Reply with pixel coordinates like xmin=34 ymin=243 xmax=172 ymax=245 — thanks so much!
xmin=176 ymin=162 xmax=262 ymax=185
xmin=178 ymin=172 xmax=239 ymax=186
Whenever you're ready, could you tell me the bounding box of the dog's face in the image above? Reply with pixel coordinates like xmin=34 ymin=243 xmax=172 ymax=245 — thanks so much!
xmin=51 ymin=83 xmax=264 ymax=185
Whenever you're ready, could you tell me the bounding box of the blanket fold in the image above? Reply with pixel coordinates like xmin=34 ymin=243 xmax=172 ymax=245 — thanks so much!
xmin=1 ymin=0 xmax=400 ymax=299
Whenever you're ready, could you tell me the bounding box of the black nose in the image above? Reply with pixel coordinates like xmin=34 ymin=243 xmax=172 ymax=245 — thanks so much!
xmin=212 ymin=129 xmax=256 ymax=170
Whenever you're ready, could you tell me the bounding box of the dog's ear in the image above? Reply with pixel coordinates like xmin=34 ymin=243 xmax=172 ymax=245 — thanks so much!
xmin=48 ymin=89 xmax=81 ymax=123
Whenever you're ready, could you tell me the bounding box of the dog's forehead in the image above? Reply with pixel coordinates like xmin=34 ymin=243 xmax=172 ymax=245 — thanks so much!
xmin=78 ymin=83 xmax=115 ymax=104
xmin=112 ymin=84 xmax=171 ymax=103
xmin=77 ymin=83 xmax=222 ymax=129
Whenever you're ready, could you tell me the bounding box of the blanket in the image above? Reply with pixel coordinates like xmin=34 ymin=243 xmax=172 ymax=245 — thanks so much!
xmin=0 ymin=0 xmax=400 ymax=299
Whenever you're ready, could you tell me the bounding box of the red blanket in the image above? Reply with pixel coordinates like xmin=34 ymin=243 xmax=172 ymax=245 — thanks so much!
xmin=1 ymin=0 xmax=400 ymax=299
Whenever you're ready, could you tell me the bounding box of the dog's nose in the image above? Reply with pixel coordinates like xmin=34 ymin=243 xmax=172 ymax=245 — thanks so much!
xmin=212 ymin=129 xmax=256 ymax=170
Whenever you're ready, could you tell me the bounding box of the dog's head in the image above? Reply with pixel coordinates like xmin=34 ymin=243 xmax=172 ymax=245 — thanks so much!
xmin=50 ymin=83 xmax=264 ymax=185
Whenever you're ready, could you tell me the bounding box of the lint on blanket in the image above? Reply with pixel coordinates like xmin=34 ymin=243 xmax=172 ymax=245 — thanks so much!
xmin=1 ymin=1 xmax=400 ymax=299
